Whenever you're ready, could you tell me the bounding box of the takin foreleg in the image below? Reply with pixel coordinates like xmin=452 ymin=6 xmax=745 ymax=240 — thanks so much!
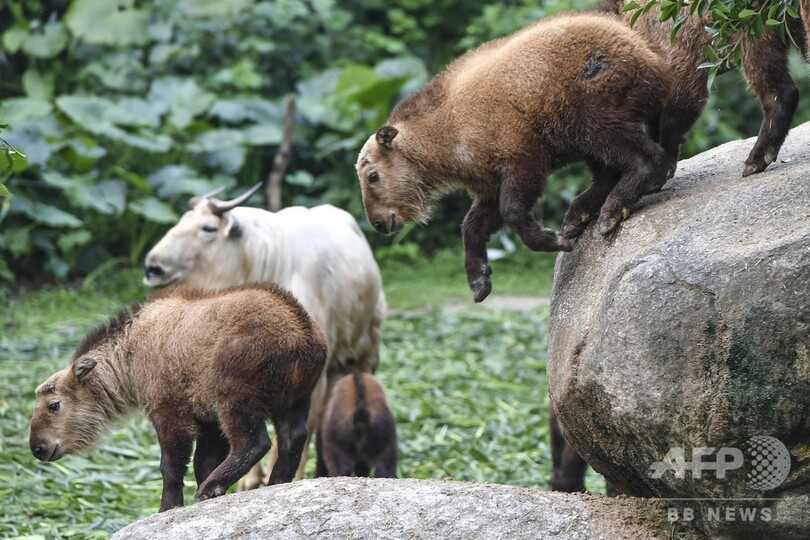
xmin=462 ymin=197 xmax=504 ymax=303
xmin=153 ymin=413 xmax=196 ymax=512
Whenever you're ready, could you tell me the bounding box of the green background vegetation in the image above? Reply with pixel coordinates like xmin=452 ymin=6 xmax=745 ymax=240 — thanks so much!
xmin=2 ymin=0 xmax=810 ymax=284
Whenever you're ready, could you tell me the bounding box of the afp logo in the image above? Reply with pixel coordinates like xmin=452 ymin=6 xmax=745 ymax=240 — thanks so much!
xmin=649 ymin=436 xmax=791 ymax=490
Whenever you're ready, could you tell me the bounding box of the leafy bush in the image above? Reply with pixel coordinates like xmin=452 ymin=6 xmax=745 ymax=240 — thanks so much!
xmin=625 ymin=0 xmax=802 ymax=86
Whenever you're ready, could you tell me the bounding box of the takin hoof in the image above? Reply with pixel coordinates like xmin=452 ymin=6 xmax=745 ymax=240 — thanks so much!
xmin=467 ymin=262 xmax=492 ymax=303
xmin=742 ymin=151 xmax=775 ymax=177
xmin=195 ymin=484 xmax=227 ymax=503
xmin=470 ymin=275 xmax=492 ymax=303
xmin=597 ymin=209 xmax=630 ymax=236
xmin=556 ymin=234 xmax=577 ymax=252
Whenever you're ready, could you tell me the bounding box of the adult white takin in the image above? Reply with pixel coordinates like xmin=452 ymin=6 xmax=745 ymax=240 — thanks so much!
xmin=143 ymin=183 xmax=386 ymax=486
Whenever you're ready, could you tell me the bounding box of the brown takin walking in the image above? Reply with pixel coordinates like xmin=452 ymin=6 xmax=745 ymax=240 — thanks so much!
xmin=28 ymin=282 xmax=327 ymax=512
xmin=316 ymin=369 xmax=397 ymax=478
xmin=356 ymin=13 xmax=672 ymax=303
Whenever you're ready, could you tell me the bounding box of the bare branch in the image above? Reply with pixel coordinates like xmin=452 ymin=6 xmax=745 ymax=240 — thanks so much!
xmin=266 ymin=96 xmax=297 ymax=211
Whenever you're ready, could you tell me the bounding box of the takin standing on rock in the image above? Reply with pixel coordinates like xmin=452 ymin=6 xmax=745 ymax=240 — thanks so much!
xmin=143 ymin=183 xmax=386 ymax=487
xmin=603 ymin=0 xmax=808 ymax=178
xmin=356 ymin=13 xmax=672 ymax=303
xmin=29 ymin=283 xmax=327 ymax=512
xmin=316 ymin=369 xmax=397 ymax=478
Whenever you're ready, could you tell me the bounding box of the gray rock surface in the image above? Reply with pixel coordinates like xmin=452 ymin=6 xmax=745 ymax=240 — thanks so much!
xmin=111 ymin=478 xmax=671 ymax=540
xmin=548 ymin=123 xmax=810 ymax=538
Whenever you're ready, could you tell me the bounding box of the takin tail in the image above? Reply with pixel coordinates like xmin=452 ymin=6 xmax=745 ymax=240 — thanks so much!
xmin=351 ymin=369 xmax=370 ymax=440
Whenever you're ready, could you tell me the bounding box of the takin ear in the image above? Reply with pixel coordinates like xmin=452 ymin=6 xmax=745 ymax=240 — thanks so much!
xmin=74 ymin=357 xmax=98 ymax=381
xmin=222 ymin=213 xmax=242 ymax=237
xmin=376 ymin=125 xmax=399 ymax=150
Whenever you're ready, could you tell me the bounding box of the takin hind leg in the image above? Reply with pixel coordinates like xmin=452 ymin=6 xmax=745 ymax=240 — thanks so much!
xmin=373 ymin=443 xmax=398 ymax=478
xmin=560 ymin=161 xmax=620 ymax=244
xmin=195 ymin=412 xmax=271 ymax=503
xmin=740 ymin=24 xmax=801 ymax=177
xmin=498 ymin=165 xmax=571 ymax=253
xmin=268 ymin=397 xmax=312 ymax=485
xmin=193 ymin=421 xmax=230 ymax=486
xmin=549 ymin=406 xmax=587 ymax=492
xmin=596 ymin=129 xmax=667 ymax=235
xmin=462 ymin=197 xmax=504 ymax=303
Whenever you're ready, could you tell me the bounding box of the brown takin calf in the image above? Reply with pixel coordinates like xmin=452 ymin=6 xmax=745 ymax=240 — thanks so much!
xmin=29 ymin=282 xmax=327 ymax=512
xmin=356 ymin=13 xmax=672 ymax=303
xmin=316 ymin=369 xmax=397 ymax=478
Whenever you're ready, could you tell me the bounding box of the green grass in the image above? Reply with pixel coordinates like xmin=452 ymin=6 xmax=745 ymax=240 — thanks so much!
xmin=0 ymin=250 xmax=601 ymax=539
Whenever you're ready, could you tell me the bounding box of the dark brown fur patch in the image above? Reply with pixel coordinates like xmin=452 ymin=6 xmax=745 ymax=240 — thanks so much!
xmin=72 ymin=307 xmax=137 ymax=361
xmin=582 ymin=49 xmax=610 ymax=80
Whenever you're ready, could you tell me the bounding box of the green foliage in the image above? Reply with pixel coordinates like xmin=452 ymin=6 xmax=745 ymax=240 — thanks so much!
xmin=627 ymin=0 xmax=802 ymax=87
xmin=4 ymin=0 xmax=810 ymax=284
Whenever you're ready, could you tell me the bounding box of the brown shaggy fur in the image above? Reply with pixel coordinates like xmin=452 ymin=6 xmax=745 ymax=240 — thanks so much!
xmin=29 ymin=282 xmax=327 ymax=512
xmin=356 ymin=13 xmax=672 ymax=303
xmin=315 ymin=369 xmax=397 ymax=478
xmin=603 ymin=0 xmax=808 ymax=178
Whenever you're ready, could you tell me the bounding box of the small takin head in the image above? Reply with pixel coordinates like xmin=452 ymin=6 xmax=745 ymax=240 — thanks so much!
xmin=29 ymin=357 xmax=104 ymax=463
xmin=143 ymin=183 xmax=261 ymax=287
xmin=356 ymin=125 xmax=432 ymax=235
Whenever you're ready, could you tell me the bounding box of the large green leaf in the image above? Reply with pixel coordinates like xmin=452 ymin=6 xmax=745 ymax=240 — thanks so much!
xmin=127 ymin=197 xmax=179 ymax=224
xmin=148 ymin=77 xmax=215 ymax=129
xmin=84 ymin=180 xmax=127 ymax=215
xmin=2 ymin=26 xmax=28 ymax=53
xmin=22 ymin=69 xmax=56 ymax=102
xmin=180 ymin=0 xmax=253 ymax=17
xmin=242 ymin=124 xmax=283 ymax=146
xmin=209 ymin=99 xmax=283 ymax=124
xmin=56 ymin=95 xmax=118 ymax=132
xmin=12 ymin=195 xmax=83 ymax=228
xmin=98 ymin=125 xmax=173 ymax=153
xmin=23 ymin=21 xmax=69 ymax=59
xmin=66 ymin=0 xmax=150 ymax=46
xmin=0 ymin=98 xmax=53 ymax=125
xmin=188 ymin=129 xmax=244 ymax=153
xmin=57 ymin=230 xmax=93 ymax=253
xmin=57 ymin=96 xmax=172 ymax=153
xmin=0 ymin=183 xmax=9 ymax=197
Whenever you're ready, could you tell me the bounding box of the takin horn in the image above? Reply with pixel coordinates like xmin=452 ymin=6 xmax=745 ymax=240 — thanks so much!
xmin=188 ymin=187 xmax=227 ymax=209
xmin=208 ymin=182 xmax=263 ymax=216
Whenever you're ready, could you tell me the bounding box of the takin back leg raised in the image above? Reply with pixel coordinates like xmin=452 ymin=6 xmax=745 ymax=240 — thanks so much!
xmin=498 ymin=162 xmax=572 ymax=253
xmin=267 ymin=397 xmax=312 ymax=485
xmin=560 ymin=160 xmax=620 ymax=244
xmin=193 ymin=421 xmax=230 ymax=487
xmin=593 ymin=125 xmax=668 ymax=234
xmin=741 ymin=20 xmax=804 ymax=177
xmin=195 ymin=410 xmax=271 ymax=502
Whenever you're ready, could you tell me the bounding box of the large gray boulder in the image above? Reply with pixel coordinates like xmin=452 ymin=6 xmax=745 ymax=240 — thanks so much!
xmin=111 ymin=478 xmax=671 ymax=539
xmin=548 ymin=123 xmax=810 ymax=537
